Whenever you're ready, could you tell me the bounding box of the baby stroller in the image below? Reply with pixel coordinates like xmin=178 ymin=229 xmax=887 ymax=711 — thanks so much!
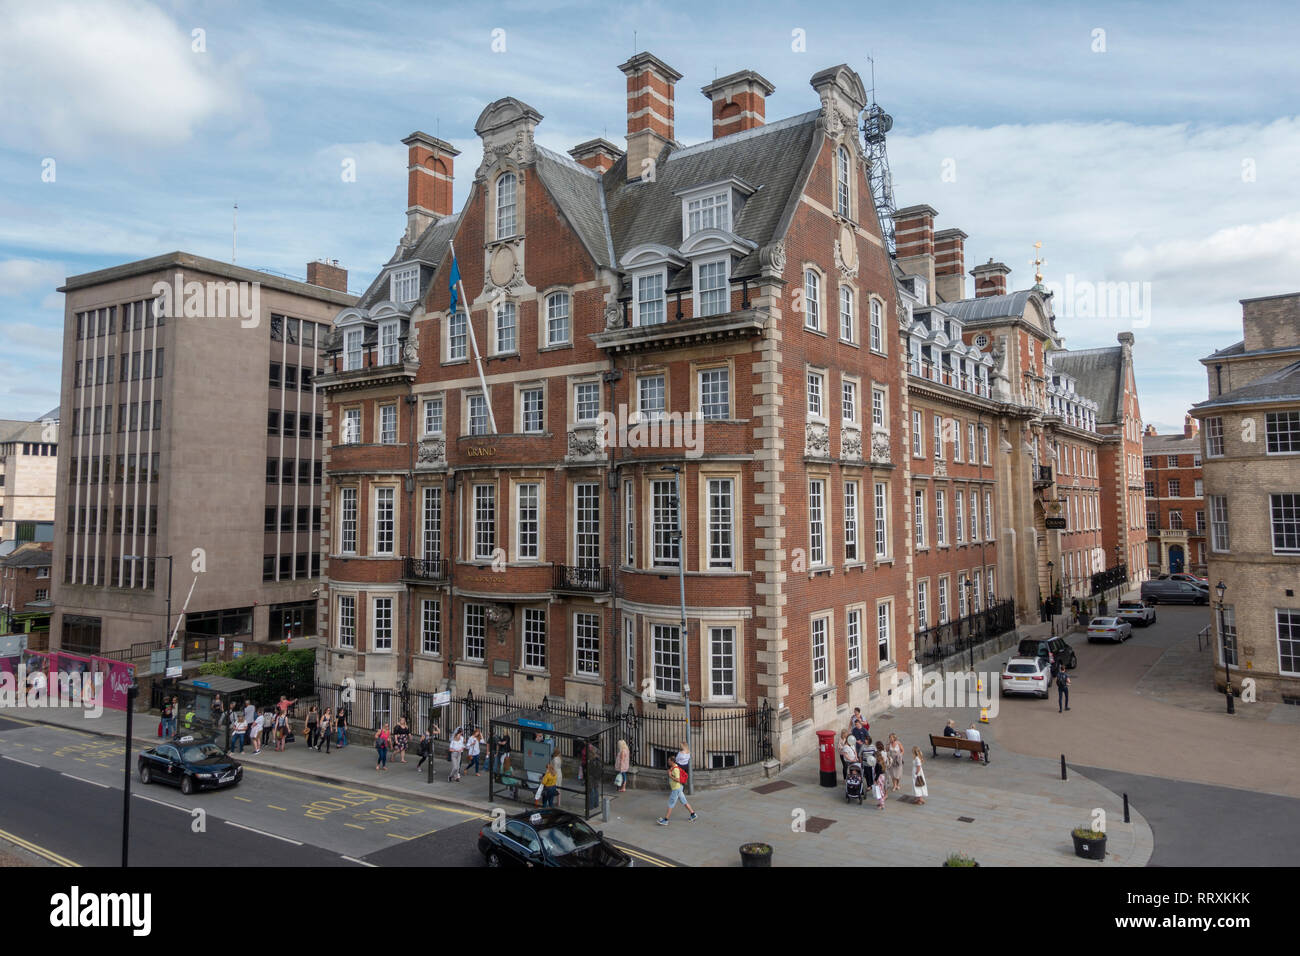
xmin=844 ymin=762 xmax=865 ymax=804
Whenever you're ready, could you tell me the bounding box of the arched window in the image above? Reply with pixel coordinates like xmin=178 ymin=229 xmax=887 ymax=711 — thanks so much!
xmin=836 ymin=145 xmax=851 ymax=218
xmin=496 ymin=172 xmax=517 ymax=240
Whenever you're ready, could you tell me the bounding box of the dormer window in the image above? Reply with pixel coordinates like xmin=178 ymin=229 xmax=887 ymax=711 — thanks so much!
xmin=379 ymin=319 xmax=400 ymax=365
xmin=695 ymin=259 xmax=729 ymax=317
xmin=344 ymin=328 xmax=364 ymax=371
xmin=390 ymin=266 xmax=419 ymax=304
xmin=836 ymin=145 xmax=851 ymax=218
xmin=635 ymin=272 xmax=666 ymax=326
xmin=686 ymin=191 xmax=730 ymax=237
xmin=496 ymin=171 xmax=517 ymax=240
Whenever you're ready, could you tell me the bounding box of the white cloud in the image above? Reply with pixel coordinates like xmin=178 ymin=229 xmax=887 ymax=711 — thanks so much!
xmin=0 ymin=258 xmax=65 ymax=296
xmin=0 ymin=0 xmax=247 ymax=154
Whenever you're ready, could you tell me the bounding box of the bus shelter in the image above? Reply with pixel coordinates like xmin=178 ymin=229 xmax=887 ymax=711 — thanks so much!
xmin=177 ymin=675 xmax=262 ymax=746
xmin=488 ymin=708 xmax=616 ymax=820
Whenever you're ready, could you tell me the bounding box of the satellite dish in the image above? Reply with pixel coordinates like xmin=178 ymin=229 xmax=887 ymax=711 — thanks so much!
xmin=879 ymin=113 xmax=893 ymax=134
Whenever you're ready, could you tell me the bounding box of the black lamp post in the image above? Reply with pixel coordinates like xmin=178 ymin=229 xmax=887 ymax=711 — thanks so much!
xmin=1216 ymin=581 xmax=1234 ymax=715
xmin=121 ymin=676 xmax=139 ymax=867
xmin=1114 ymin=545 xmax=1125 ymax=606
xmin=965 ymin=578 xmax=977 ymax=669
xmin=1046 ymin=561 xmax=1055 ymax=633
xmin=660 ymin=464 xmax=693 ymax=795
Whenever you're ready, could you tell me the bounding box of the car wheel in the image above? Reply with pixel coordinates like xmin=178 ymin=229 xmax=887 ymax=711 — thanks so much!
xmin=180 ymin=775 xmax=194 ymax=796
xmin=486 ymin=850 xmax=503 ymax=868
xmin=1069 ymin=653 xmax=1078 ymax=669
xmin=139 ymin=764 xmax=151 ymax=785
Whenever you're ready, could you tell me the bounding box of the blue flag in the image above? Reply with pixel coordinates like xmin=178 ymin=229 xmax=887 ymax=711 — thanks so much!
xmin=448 ymin=255 xmax=462 ymax=314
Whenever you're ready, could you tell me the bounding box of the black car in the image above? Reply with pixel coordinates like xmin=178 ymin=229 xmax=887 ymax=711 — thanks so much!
xmin=1016 ymin=634 xmax=1077 ymax=670
xmin=138 ymin=735 xmax=243 ymax=795
xmin=478 ymin=809 xmax=632 ymax=867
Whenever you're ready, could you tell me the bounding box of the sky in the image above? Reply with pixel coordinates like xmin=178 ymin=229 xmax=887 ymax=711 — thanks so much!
xmin=2 ymin=0 xmax=1298 ymax=430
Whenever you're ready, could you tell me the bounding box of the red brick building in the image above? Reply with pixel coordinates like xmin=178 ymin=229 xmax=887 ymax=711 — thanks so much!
xmin=1143 ymin=417 xmax=1206 ymax=576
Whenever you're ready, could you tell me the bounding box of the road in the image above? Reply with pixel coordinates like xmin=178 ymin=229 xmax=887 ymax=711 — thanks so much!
xmin=0 ymin=714 xmax=671 ymax=867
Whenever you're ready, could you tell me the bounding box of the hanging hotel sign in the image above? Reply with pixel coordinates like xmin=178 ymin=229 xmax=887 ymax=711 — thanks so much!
xmin=1045 ymin=517 xmax=1068 ymax=529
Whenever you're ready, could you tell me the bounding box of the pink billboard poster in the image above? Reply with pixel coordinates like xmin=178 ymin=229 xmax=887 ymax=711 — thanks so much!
xmin=94 ymin=658 xmax=136 ymax=711
xmin=50 ymin=652 xmax=96 ymax=707
xmin=0 ymin=656 xmax=17 ymax=676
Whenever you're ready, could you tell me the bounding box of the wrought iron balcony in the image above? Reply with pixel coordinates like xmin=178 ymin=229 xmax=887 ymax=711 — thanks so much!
xmin=552 ymin=564 xmax=610 ymax=593
xmin=1034 ymin=465 xmax=1054 ymax=486
xmin=403 ymin=557 xmax=446 ymax=581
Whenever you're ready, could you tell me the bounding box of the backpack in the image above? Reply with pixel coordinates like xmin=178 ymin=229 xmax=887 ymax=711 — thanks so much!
xmin=1056 ymin=672 xmax=1068 ymax=690
xmin=674 ymin=763 xmax=688 ymax=785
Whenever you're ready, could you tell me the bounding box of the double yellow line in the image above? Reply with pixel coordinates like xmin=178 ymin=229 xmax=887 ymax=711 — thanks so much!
xmin=0 ymin=827 xmax=81 ymax=867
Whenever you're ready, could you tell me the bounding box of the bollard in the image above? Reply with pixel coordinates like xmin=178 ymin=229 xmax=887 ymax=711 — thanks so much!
xmin=602 ymin=795 xmax=611 ymax=823
xmin=1123 ymin=792 xmax=1130 ymax=823
xmin=1060 ymin=754 xmax=1067 ymax=780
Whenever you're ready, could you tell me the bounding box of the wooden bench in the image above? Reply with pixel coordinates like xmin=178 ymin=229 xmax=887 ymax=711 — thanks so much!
xmin=929 ymin=734 xmax=990 ymax=765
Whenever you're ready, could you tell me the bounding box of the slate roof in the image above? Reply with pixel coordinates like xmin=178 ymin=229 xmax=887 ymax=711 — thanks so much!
xmin=1050 ymin=347 xmax=1125 ymax=424
xmin=354 ymin=214 xmax=462 ymax=312
xmin=0 ymin=420 xmax=45 ymax=444
xmin=944 ymin=291 xmax=1039 ymax=324
xmin=0 ymin=543 xmax=52 ymax=569
xmin=1142 ymin=432 xmax=1201 ymax=454
xmin=601 ymin=110 xmax=821 ymax=286
xmin=535 ymin=146 xmax=615 ymax=269
xmin=1193 ymin=359 xmax=1300 ymax=410
xmin=1205 ymin=341 xmax=1246 ymax=360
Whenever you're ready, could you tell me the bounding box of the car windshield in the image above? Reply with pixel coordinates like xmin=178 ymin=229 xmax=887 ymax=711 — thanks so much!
xmin=1119 ymin=603 xmax=1141 ymax=610
xmin=181 ymin=744 xmax=225 ymax=762
xmin=538 ymin=817 xmax=602 ymax=856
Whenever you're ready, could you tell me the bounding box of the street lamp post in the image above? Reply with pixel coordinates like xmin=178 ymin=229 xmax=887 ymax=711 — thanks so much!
xmin=121 ymin=676 xmax=139 ymax=867
xmin=1114 ymin=545 xmax=1125 ymax=608
xmin=1216 ymin=581 xmax=1234 ymax=715
xmin=965 ymin=578 xmax=976 ymax=670
xmin=1046 ymin=561 xmax=1055 ymax=634
xmin=661 ymin=465 xmax=693 ymax=796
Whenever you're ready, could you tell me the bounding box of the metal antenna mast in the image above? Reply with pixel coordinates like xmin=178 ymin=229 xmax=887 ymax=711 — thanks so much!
xmin=860 ymin=57 xmax=897 ymax=255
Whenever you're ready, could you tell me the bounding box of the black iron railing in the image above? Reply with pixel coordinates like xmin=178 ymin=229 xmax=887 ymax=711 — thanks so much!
xmin=914 ymin=599 xmax=1017 ymax=668
xmin=551 ymin=564 xmax=610 ymax=593
xmin=1090 ymin=564 xmax=1127 ymax=595
xmin=403 ymin=557 xmax=446 ymax=581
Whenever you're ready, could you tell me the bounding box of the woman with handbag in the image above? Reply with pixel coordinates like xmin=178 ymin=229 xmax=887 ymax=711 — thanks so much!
xmin=614 ymin=739 xmax=630 ymax=792
xmin=888 ymin=733 xmax=905 ymax=795
xmin=317 ymin=708 xmax=332 ymax=753
xmin=911 ymin=746 xmax=928 ymax=805
xmin=305 ymin=705 xmax=320 ymax=749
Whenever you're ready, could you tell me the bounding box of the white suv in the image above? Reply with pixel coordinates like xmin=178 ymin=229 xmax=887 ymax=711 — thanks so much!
xmin=1115 ymin=600 xmax=1156 ymax=628
xmin=1000 ymin=656 xmax=1052 ymax=698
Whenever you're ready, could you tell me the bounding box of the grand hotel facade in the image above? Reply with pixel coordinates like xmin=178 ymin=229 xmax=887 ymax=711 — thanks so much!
xmin=311 ymin=54 xmax=1147 ymax=762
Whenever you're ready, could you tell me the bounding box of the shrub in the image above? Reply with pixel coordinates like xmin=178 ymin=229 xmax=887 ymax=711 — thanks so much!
xmin=1073 ymin=825 xmax=1105 ymax=840
xmin=944 ymin=853 xmax=978 ymax=867
xmin=225 ymin=648 xmax=315 ymax=705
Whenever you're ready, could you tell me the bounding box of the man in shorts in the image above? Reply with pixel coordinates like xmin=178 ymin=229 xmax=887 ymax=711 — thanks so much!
xmin=657 ymin=761 xmax=697 ymax=825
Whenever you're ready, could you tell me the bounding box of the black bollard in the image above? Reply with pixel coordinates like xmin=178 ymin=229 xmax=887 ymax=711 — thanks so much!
xmin=1123 ymin=792 xmax=1130 ymax=823
xmin=1060 ymin=754 xmax=1067 ymax=780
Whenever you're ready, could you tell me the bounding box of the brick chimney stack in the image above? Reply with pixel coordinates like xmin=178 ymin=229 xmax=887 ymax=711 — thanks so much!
xmin=933 ymin=228 xmax=968 ymax=302
xmin=1144 ymin=424 xmax=1158 ymax=436
xmin=569 ymin=138 xmax=625 ymax=174
xmin=894 ymin=205 xmax=938 ymax=304
xmin=700 ymin=69 xmax=775 ymax=139
xmin=1184 ymin=414 xmax=1198 ymax=438
xmin=306 ymin=260 xmax=348 ymax=293
xmin=618 ymin=52 xmax=682 ymax=182
xmin=971 ymin=259 xmax=1012 ymax=298
xmin=401 ymin=132 xmax=459 ymax=243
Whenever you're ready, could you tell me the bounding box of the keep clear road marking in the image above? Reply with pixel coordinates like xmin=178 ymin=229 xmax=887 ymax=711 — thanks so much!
xmin=340 ymin=855 xmax=376 ymax=867
xmin=1 ymin=755 xmax=39 ymax=768
xmin=240 ymin=762 xmax=487 ymax=818
xmin=60 ymin=772 xmax=110 ymax=789
xmin=224 ymin=820 xmax=303 ymax=845
xmin=0 ymin=827 xmax=82 ymax=867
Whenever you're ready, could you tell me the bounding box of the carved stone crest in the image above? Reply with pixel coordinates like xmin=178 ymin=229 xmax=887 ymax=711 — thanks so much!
xmin=934 ymin=459 xmax=948 ymax=478
xmin=567 ymin=428 xmax=604 ymax=459
xmin=402 ymin=324 xmax=420 ymax=364
xmin=604 ymin=302 xmax=624 ymax=330
xmin=841 ymin=426 xmax=862 ymax=461
xmin=805 ymin=421 xmax=830 ymax=457
xmin=871 ymin=429 xmax=891 ymax=464
xmin=770 ymin=240 xmax=786 ymax=272
xmin=486 ymin=603 xmax=514 ymax=641
xmin=417 ymin=438 xmax=445 ymax=465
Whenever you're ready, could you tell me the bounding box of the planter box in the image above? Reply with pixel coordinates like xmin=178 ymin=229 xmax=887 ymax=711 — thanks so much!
xmin=740 ymin=843 xmax=773 ymax=867
xmin=1072 ymin=832 xmax=1107 ymax=860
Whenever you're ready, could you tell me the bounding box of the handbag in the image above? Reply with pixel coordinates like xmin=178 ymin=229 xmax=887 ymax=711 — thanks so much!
xmin=157 ymin=721 xmax=163 ymax=736
xmin=914 ymin=773 xmax=926 ymax=788
xmin=613 ymin=771 xmax=625 ymax=788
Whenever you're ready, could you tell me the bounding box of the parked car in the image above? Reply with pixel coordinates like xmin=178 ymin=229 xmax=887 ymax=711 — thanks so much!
xmin=1087 ymin=617 xmax=1133 ymax=643
xmin=478 ymin=809 xmax=632 ymax=867
xmin=1115 ymin=600 xmax=1156 ymax=627
xmin=1158 ymin=572 xmax=1209 ymax=586
xmin=138 ymin=735 xmax=243 ymax=795
xmin=1000 ymin=656 xmax=1052 ymax=698
xmin=1016 ymin=635 xmax=1077 ymax=670
xmin=1140 ymin=579 xmax=1209 ymax=605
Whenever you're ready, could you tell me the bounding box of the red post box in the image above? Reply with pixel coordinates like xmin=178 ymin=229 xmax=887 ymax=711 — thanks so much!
xmin=817 ymin=729 xmax=838 ymax=787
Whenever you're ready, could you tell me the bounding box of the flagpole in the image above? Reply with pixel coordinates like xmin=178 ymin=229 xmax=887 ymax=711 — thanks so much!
xmin=447 ymin=240 xmax=498 ymax=434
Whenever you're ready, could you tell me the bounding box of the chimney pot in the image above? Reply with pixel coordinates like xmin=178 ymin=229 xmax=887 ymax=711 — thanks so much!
xmin=970 ymin=259 xmax=1012 ymax=298
xmin=569 ymin=137 xmax=624 ymax=174
xmin=701 ymin=69 xmax=775 ymax=139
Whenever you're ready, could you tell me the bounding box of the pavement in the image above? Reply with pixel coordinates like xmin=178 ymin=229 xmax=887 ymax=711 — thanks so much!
xmin=8 ymin=600 xmax=1296 ymax=866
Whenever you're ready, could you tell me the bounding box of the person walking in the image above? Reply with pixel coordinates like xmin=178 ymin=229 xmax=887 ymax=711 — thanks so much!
xmin=274 ymin=710 xmax=289 ymax=752
xmin=415 ymin=730 xmax=434 ymax=772
xmin=230 ymin=714 xmax=247 ymax=753
xmin=657 ymin=760 xmax=697 ymax=825
xmin=871 ymin=754 xmax=887 ymax=809
xmin=887 ymin=733 xmax=905 ymax=795
xmin=393 ymin=716 xmax=411 ymax=764
xmin=336 ymin=705 xmax=348 ymax=748
xmin=911 ymin=747 xmax=928 ymax=805
xmin=317 ymin=708 xmax=333 ymax=753
xmin=305 ymin=705 xmax=320 ymax=750
xmin=614 ymin=739 xmax=630 ymax=792
xmin=375 ymin=724 xmax=391 ymax=771
xmin=249 ymin=710 xmax=264 ymax=755
xmin=466 ymin=728 xmax=483 ymax=776
xmin=850 ymin=708 xmax=869 ymax=744
xmin=160 ymin=698 xmax=172 ymax=738
xmin=448 ymin=728 xmax=465 ymax=782
xmin=1056 ymin=667 xmax=1071 ymax=712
